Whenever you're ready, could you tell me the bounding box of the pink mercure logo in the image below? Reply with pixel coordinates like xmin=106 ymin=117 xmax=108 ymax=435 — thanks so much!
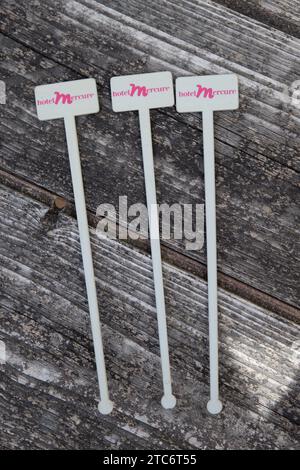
xmin=37 ymin=91 xmax=95 ymax=106
xmin=178 ymin=84 xmax=237 ymax=99
xmin=112 ymin=83 xmax=170 ymax=98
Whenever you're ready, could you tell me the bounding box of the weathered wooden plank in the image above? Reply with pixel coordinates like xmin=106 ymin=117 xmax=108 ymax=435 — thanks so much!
xmin=213 ymin=0 xmax=300 ymax=38
xmin=1 ymin=0 xmax=300 ymax=172
xmin=1 ymin=167 xmax=299 ymax=325
xmin=0 ymin=185 xmax=299 ymax=449
xmin=0 ymin=0 xmax=299 ymax=311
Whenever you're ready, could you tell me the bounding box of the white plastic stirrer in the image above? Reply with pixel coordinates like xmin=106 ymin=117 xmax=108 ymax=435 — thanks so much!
xmin=35 ymin=78 xmax=113 ymax=415
xmin=176 ymin=74 xmax=239 ymax=414
xmin=111 ymin=71 xmax=176 ymax=409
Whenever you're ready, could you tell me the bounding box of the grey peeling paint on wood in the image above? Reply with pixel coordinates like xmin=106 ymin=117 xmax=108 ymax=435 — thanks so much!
xmin=0 ymin=185 xmax=299 ymax=449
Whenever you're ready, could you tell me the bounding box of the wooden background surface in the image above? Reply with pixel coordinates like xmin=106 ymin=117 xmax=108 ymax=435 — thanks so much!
xmin=0 ymin=0 xmax=299 ymax=449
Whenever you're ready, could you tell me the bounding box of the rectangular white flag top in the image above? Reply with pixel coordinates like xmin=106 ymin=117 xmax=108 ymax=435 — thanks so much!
xmin=35 ymin=78 xmax=99 ymax=121
xmin=176 ymin=74 xmax=239 ymax=113
xmin=111 ymin=71 xmax=174 ymax=112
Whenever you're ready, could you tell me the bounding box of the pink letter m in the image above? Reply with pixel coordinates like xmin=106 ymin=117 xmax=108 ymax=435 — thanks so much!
xmin=196 ymin=85 xmax=214 ymax=99
xmin=129 ymin=83 xmax=148 ymax=97
xmin=54 ymin=91 xmax=73 ymax=105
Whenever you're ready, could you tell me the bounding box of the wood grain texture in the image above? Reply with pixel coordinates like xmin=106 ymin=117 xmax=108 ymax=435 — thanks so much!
xmin=1 ymin=167 xmax=299 ymax=325
xmin=213 ymin=0 xmax=300 ymax=38
xmin=0 ymin=0 xmax=299 ymax=311
xmin=0 ymin=185 xmax=299 ymax=449
xmin=0 ymin=1 xmax=299 ymax=449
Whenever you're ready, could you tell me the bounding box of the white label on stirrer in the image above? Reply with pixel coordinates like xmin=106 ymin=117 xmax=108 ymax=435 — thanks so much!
xmin=176 ymin=74 xmax=239 ymax=112
xmin=110 ymin=71 xmax=174 ymax=112
xmin=35 ymin=78 xmax=99 ymax=120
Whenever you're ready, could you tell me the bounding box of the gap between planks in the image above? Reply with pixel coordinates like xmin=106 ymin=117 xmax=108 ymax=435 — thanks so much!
xmin=0 ymin=168 xmax=298 ymax=324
